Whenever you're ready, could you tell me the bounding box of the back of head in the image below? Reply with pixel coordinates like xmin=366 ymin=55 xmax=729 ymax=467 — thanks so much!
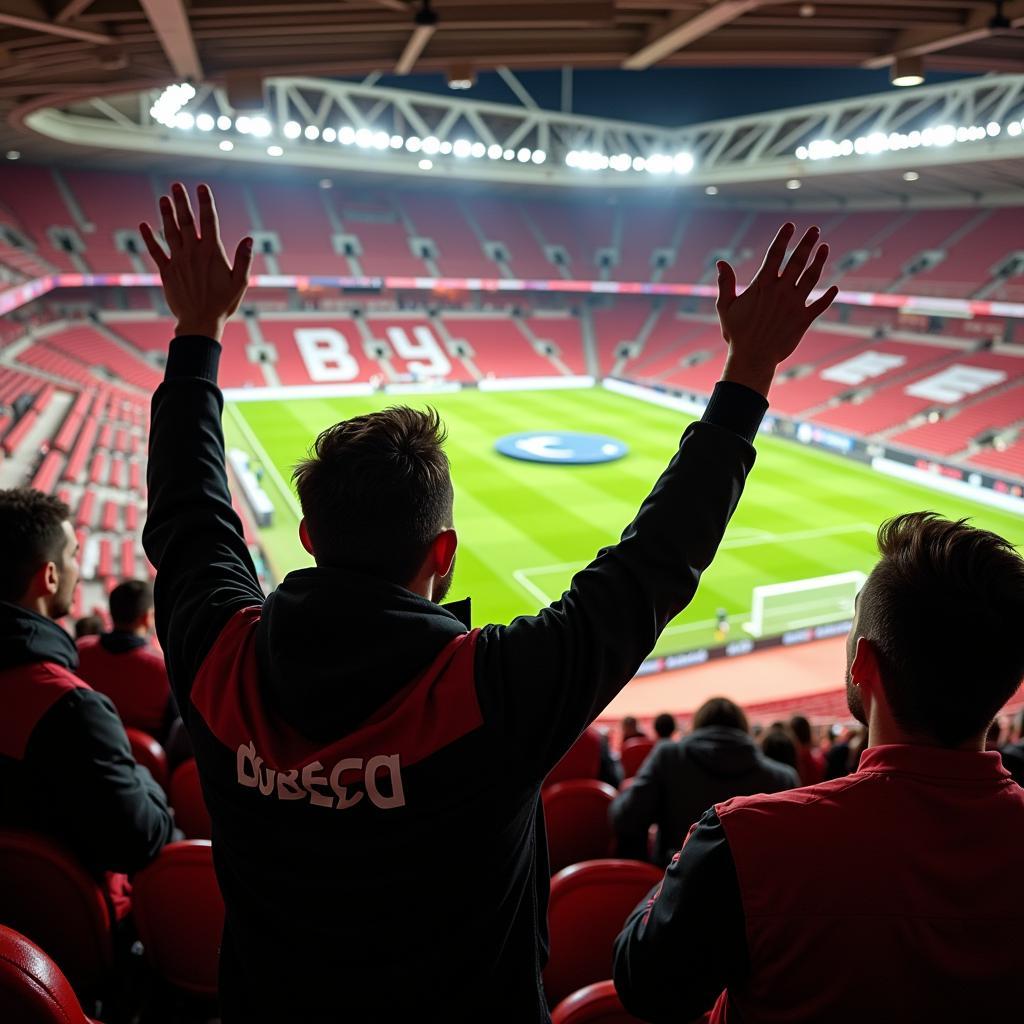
xmin=654 ymin=712 xmax=677 ymax=739
xmin=692 ymin=697 xmax=748 ymax=734
xmin=761 ymin=726 xmax=798 ymax=770
xmin=108 ymin=579 xmax=154 ymax=630
xmin=74 ymin=615 xmax=103 ymax=640
xmin=789 ymin=714 xmax=812 ymax=747
xmin=0 ymin=489 xmax=70 ymax=605
xmin=857 ymin=512 xmax=1024 ymax=747
xmin=292 ymin=406 xmax=453 ymax=584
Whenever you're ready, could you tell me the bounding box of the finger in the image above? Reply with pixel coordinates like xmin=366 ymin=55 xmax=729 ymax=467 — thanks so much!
xmin=795 ymin=243 xmax=829 ymax=297
xmin=716 ymin=260 xmax=737 ymax=312
xmin=781 ymin=226 xmax=821 ymax=283
xmin=171 ymin=181 xmax=198 ymax=243
xmin=159 ymin=195 xmax=182 ymax=251
xmin=805 ymin=284 xmax=840 ymax=323
xmin=232 ymin=236 xmax=254 ymax=289
xmin=197 ymin=183 xmax=218 ymax=243
xmin=757 ymin=222 xmax=795 ymax=278
xmin=139 ymin=222 xmax=170 ymax=268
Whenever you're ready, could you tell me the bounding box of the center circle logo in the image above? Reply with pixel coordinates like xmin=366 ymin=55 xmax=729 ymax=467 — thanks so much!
xmin=494 ymin=431 xmax=629 ymax=465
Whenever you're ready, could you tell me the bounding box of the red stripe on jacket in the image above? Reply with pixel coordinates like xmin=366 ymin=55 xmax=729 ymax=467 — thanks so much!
xmin=0 ymin=661 xmax=89 ymax=759
xmin=189 ymin=605 xmax=483 ymax=770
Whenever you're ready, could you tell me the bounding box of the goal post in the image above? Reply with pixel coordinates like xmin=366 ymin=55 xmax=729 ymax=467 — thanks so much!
xmin=743 ymin=570 xmax=867 ymax=638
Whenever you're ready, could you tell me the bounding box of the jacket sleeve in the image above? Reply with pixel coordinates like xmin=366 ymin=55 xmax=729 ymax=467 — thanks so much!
xmin=32 ymin=689 xmax=175 ymax=874
xmin=610 ymin=744 xmax=665 ymax=852
xmin=473 ymin=382 xmax=765 ymax=782
xmin=143 ymin=335 xmax=265 ymax=700
xmin=613 ymin=808 xmax=748 ymax=1022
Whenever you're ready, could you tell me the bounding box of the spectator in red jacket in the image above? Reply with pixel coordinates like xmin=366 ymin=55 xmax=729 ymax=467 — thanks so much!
xmin=789 ymin=714 xmax=824 ymax=785
xmin=615 ymin=512 xmax=1024 ymax=1022
xmin=0 ymin=490 xmax=173 ymax=920
xmin=77 ymin=579 xmax=176 ymax=742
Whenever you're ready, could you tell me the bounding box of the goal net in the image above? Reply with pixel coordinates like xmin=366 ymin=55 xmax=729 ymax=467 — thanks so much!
xmin=744 ymin=570 xmax=867 ymax=638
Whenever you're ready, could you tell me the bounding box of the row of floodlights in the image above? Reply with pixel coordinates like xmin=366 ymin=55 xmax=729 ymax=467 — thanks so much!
xmin=565 ymin=150 xmax=695 ymax=175
xmin=796 ymin=120 xmax=1024 ymax=160
xmin=156 ymin=108 xmax=546 ymax=165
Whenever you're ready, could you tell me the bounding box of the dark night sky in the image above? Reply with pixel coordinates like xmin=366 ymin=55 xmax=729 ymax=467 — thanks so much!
xmin=357 ymin=66 xmax=974 ymax=126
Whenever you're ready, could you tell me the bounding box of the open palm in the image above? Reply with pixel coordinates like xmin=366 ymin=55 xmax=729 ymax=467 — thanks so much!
xmin=139 ymin=182 xmax=253 ymax=342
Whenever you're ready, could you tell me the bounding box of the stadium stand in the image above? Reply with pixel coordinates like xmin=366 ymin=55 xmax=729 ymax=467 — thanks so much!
xmin=464 ymin=196 xmax=554 ymax=278
xmin=592 ymin=300 xmax=654 ymax=377
xmin=525 ymin=314 xmax=588 ymax=375
xmin=0 ymin=166 xmax=80 ymax=272
xmin=399 ymin=193 xmax=498 ymax=278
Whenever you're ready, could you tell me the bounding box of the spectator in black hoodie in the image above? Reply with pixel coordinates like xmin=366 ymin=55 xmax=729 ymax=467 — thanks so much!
xmin=138 ymin=183 xmax=837 ymax=1022
xmin=610 ymin=697 xmax=798 ymax=866
xmin=0 ymin=489 xmax=174 ymax=919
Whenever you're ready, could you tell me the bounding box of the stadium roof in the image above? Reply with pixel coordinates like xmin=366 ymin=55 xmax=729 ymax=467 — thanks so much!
xmin=1 ymin=1 xmax=1022 ymax=101
xmin=2 ymin=2 xmax=1023 ymax=204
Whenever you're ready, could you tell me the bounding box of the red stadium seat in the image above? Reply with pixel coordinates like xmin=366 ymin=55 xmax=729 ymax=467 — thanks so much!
xmin=132 ymin=841 xmax=224 ymax=998
xmin=125 ymin=727 xmax=169 ymax=791
xmin=544 ymin=859 xmax=663 ymax=1009
xmin=542 ymin=780 xmax=618 ymax=875
xmin=545 ymin=727 xmax=603 ymax=788
xmin=168 ymin=759 xmax=212 ymax=839
xmin=550 ymin=980 xmax=646 ymax=1024
xmin=0 ymin=926 xmax=98 ymax=1024
xmin=0 ymin=831 xmax=113 ymax=997
xmin=619 ymin=738 xmax=655 ymax=780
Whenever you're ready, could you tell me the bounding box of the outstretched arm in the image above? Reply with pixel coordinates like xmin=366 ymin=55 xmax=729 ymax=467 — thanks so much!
xmin=475 ymin=224 xmax=839 ymax=781
xmin=140 ymin=184 xmax=264 ymax=699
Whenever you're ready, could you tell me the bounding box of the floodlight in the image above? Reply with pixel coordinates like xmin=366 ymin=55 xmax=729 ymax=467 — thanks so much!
xmin=891 ymin=56 xmax=924 ymax=87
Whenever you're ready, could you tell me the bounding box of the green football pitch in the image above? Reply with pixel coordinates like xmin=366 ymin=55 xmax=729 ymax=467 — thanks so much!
xmin=222 ymin=387 xmax=1024 ymax=658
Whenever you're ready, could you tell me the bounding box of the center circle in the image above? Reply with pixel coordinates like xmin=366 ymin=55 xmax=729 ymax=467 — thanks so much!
xmin=494 ymin=431 xmax=629 ymax=465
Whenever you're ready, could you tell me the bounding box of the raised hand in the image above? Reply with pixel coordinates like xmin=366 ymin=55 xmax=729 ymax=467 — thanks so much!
xmin=716 ymin=223 xmax=839 ymax=398
xmin=139 ymin=182 xmax=253 ymax=342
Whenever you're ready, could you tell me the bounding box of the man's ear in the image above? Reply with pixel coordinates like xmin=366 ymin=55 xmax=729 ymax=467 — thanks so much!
xmin=851 ymin=636 xmax=881 ymax=693
xmin=433 ymin=529 xmax=457 ymax=577
xmin=40 ymin=560 xmax=60 ymax=597
xmin=298 ymin=518 xmax=314 ymax=556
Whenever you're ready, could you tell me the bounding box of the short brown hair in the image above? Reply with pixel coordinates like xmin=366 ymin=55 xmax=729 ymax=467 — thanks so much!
xmin=292 ymin=406 xmax=453 ymax=584
xmin=858 ymin=512 xmax=1024 ymax=747
xmin=0 ymin=488 xmax=71 ymax=602
xmin=692 ymin=697 xmax=748 ymax=733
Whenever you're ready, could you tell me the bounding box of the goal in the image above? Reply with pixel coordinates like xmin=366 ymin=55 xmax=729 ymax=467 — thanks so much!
xmin=744 ymin=570 xmax=866 ymax=638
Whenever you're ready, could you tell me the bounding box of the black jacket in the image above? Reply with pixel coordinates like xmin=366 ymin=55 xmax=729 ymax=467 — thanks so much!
xmin=610 ymin=726 xmax=799 ymax=865
xmin=143 ymin=334 xmax=766 ymax=1023
xmin=0 ymin=602 xmax=173 ymax=876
